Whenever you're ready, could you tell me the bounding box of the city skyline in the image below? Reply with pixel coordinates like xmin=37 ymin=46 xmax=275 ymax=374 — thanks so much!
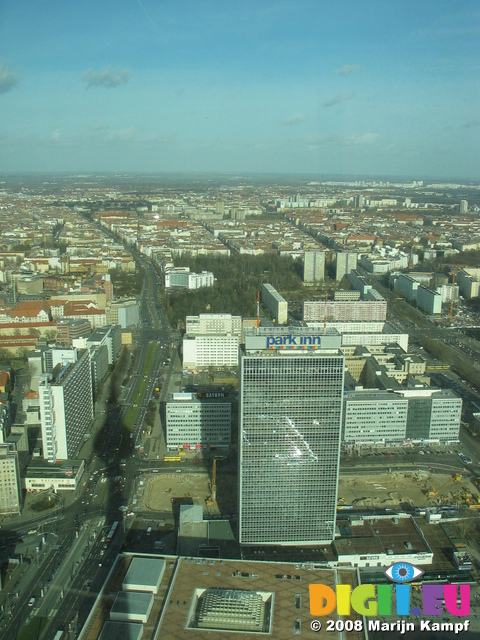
xmin=1 ymin=1 xmax=479 ymax=178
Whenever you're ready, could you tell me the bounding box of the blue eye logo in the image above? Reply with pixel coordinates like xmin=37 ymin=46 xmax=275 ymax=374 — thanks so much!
xmin=385 ymin=563 xmax=424 ymax=583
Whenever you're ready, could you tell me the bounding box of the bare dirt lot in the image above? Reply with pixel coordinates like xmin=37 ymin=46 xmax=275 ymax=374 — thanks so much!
xmin=142 ymin=469 xmax=237 ymax=514
xmin=141 ymin=469 xmax=480 ymax=515
xmin=339 ymin=470 xmax=480 ymax=510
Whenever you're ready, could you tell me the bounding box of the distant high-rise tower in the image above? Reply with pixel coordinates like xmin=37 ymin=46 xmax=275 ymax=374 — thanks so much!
xmin=460 ymin=199 xmax=468 ymax=214
xmin=354 ymin=195 xmax=364 ymax=208
xmin=336 ymin=251 xmax=357 ymax=281
xmin=303 ymin=250 xmax=325 ymax=283
xmin=238 ymin=327 xmax=345 ymax=546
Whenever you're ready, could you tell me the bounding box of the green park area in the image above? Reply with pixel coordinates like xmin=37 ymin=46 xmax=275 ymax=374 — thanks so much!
xmin=123 ymin=341 xmax=159 ymax=432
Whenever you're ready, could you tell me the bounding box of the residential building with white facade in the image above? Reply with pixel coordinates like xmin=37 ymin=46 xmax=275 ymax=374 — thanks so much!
xmin=39 ymin=349 xmax=94 ymax=462
xmin=261 ymin=283 xmax=288 ymax=325
xmin=165 ymin=267 xmax=214 ymax=289
xmin=303 ymin=299 xmax=387 ymax=323
xmin=183 ymin=334 xmax=240 ymax=369
xmin=303 ymin=250 xmax=325 ymax=282
xmin=0 ymin=443 xmax=21 ymax=515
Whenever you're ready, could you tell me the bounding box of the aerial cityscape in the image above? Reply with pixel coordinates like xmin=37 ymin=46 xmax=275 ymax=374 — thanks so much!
xmin=0 ymin=173 xmax=479 ymax=640
xmin=1 ymin=1 xmax=480 ymax=639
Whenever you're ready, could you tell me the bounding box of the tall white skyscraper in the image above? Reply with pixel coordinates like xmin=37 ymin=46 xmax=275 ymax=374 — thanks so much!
xmin=0 ymin=444 xmax=21 ymax=515
xmin=336 ymin=251 xmax=358 ymax=281
xmin=39 ymin=349 xmax=93 ymax=462
xmin=303 ymin=250 xmax=325 ymax=283
xmin=238 ymin=327 xmax=345 ymax=546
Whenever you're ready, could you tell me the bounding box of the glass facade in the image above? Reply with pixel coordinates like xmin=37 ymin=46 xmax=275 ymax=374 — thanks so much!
xmin=238 ymin=350 xmax=345 ymax=545
xmin=405 ymin=398 xmax=432 ymax=441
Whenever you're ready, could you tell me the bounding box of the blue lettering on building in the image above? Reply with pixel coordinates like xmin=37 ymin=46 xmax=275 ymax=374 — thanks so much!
xmin=266 ymin=334 xmax=322 ymax=349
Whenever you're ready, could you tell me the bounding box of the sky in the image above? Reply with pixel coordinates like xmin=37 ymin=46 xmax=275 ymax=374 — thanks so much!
xmin=0 ymin=0 xmax=479 ymax=179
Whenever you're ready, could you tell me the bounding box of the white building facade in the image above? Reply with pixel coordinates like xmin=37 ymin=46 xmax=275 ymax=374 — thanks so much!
xmin=166 ymin=392 xmax=231 ymax=450
xmin=183 ymin=335 xmax=240 ymax=369
xmin=0 ymin=444 xmax=21 ymax=515
xmin=39 ymin=349 xmax=94 ymax=462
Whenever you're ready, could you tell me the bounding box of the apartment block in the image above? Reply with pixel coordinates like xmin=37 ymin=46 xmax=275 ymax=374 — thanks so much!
xmin=303 ymin=299 xmax=387 ymax=323
xmin=261 ymin=283 xmax=288 ymax=325
xmin=303 ymin=250 xmax=325 ymax=282
xmin=0 ymin=443 xmax=21 ymax=515
xmin=39 ymin=349 xmax=94 ymax=462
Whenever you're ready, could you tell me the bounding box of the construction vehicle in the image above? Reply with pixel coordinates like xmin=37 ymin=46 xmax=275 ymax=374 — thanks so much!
xmin=426 ymin=486 xmax=437 ymax=498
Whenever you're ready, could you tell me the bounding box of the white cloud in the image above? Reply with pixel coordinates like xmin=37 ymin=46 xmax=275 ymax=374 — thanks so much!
xmin=305 ymin=131 xmax=379 ymax=149
xmin=82 ymin=66 xmax=132 ymax=88
xmin=334 ymin=64 xmax=364 ymax=76
xmin=343 ymin=132 xmax=379 ymax=146
xmin=282 ymin=113 xmax=306 ymax=126
xmin=322 ymin=92 xmax=354 ymax=108
xmin=0 ymin=64 xmax=19 ymax=93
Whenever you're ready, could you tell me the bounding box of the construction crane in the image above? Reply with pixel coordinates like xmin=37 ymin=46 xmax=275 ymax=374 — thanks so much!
xmin=206 ymin=458 xmax=220 ymax=506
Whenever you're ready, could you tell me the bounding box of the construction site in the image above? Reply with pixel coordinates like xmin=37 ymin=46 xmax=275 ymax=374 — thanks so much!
xmin=141 ymin=464 xmax=480 ymax=519
xmin=141 ymin=459 xmax=237 ymax=515
xmin=338 ymin=470 xmax=480 ymax=511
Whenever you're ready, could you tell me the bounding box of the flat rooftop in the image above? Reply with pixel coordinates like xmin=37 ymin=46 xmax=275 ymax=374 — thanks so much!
xmin=97 ymin=621 xmax=143 ymax=640
xmin=26 ymin=459 xmax=84 ymax=479
xmin=123 ymin=557 xmax=165 ymax=593
xmin=335 ymin=516 xmax=430 ymax=557
xmin=82 ymin=554 xmax=362 ymax=640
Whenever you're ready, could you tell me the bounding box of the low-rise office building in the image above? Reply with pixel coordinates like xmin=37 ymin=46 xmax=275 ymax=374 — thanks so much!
xmin=166 ymin=392 xmax=231 ymax=451
xmin=185 ymin=314 xmax=242 ymax=337
xmin=183 ymin=334 xmax=240 ymax=369
xmin=25 ymin=459 xmax=85 ymax=492
xmin=343 ymin=388 xmax=461 ymax=446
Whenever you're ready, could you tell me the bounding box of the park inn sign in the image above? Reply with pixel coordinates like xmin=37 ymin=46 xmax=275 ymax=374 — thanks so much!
xmin=266 ymin=333 xmax=322 ymax=349
xmin=243 ymin=327 xmax=342 ymax=352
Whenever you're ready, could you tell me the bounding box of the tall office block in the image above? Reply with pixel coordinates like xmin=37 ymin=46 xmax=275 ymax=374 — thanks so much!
xmin=303 ymin=250 xmax=325 ymax=283
xmin=336 ymin=251 xmax=357 ymax=281
xmin=39 ymin=349 xmax=93 ymax=462
xmin=0 ymin=444 xmax=21 ymax=515
xmin=460 ymin=199 xmax=468 ymax=214
xmin=239 ymin=327 xmax=345 ymax=546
